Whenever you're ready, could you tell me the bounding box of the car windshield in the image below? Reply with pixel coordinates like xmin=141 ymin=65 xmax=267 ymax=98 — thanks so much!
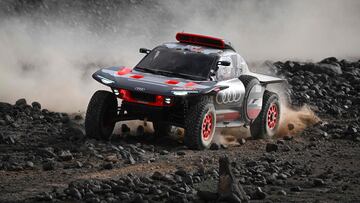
xmin=135 ymin=46 xmax=218 ymax=80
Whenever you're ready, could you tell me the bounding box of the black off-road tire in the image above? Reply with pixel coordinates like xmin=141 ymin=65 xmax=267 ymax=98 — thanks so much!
xmin=250 ymin=90 xmax=280 ymax=139
xmin=239 ymin=75 xmax=261 ymax=124
xmin=153 ymin=122 xmax=171 ymax=137
xmin=184 ymin=98 xmax=216 ymax=150
xmin=85 ymin=90 xmax=118 ymax=140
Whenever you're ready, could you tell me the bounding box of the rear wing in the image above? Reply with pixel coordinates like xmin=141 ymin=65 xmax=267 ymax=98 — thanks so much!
xmin=246 ymin=73 xmax=285 ymax=85
xmin=176 ymin=32 xmax=235 ymax=51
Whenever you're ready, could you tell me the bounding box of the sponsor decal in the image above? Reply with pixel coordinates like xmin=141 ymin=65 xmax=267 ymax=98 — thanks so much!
xmin=172 ymin=87 xmax=196 ymax=90
xmin=134 ymin=87 xmax=145 ymax=91
xmin=216 ymin=89 xmax=242 ymax=104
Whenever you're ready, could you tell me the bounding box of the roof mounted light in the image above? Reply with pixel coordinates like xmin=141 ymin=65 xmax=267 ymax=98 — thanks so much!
xmin=176 ymin=32 xmax=226 ymax=49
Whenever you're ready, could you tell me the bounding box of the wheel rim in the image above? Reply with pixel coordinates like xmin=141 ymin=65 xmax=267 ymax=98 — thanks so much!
xmin=202 ymin=112 xmax=213 ymax=141
xmin=267 ymin=103 xmax=278 ymax=129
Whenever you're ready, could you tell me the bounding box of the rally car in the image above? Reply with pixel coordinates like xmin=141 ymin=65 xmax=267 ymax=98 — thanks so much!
xmin=85 ymin=32 xmax=284 ymax=150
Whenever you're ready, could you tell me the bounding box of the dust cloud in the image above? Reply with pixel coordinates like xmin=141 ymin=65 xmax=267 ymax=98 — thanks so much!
xmin=0 ymin=0 xmax=359 ymax=112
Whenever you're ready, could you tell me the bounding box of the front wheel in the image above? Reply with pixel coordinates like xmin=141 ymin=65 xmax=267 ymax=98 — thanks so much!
xmin=184 ymin=98 xmax=216 ymax=150
xmin=85 ymin=90 xmax=118 ymax=140
xmin=250 ymin=90 xmax=280 ymax=139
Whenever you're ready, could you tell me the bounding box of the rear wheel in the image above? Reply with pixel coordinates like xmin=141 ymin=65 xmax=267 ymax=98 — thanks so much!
xmin=250 ymin=90 xmax=280 ymax=139
xmin=184 ymin=98 xmax=216 ymax=150
xmin=85 ymin=90 xmax=118 ymax=140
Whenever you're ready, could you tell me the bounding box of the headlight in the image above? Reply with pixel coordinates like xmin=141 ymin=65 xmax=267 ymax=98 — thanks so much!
xmin=172 ymin=91 xmax=188 ymax=96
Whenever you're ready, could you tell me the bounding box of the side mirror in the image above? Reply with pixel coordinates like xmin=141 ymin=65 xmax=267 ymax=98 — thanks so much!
xmin=217 ymin=60 xmax=231 ymax=66
xmin=139 ymin=48 xmax=151 ymax=54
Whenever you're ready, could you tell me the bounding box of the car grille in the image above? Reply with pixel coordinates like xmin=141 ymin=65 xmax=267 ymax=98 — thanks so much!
xmin=130 ymin=91 xmax=156 ymax=103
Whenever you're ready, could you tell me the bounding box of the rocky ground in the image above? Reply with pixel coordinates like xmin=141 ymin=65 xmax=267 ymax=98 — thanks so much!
xmin=0 ymin=57 xmax=359 ymax=203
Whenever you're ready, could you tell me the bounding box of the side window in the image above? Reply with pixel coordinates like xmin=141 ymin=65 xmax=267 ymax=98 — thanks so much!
xmin=216 ymin=56 xmax=234 ymax=81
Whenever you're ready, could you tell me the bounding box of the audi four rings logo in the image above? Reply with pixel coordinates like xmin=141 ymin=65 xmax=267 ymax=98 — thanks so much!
xmin=216 ymin=89 xmax=242 ymax=104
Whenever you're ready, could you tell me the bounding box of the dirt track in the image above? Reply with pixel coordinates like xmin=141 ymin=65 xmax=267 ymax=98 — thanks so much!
xmin=1 ymin=58 xmax=360 ymax=203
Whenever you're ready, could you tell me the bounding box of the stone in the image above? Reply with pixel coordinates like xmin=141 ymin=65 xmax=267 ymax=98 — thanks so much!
xmin=217 ymin=156 xmax=247 ymax=202
xmin=31 ymin=101 xmax=41 ymax=110
xmin=238 ymin=138 xmax=246 ymax=145
xmin=15 ymin=98 xmax=27 ymax=106
xmin=25 ymin=161 xmax=34 ymax=168
xmin=313 ymin=178 xmax=325 ymax=187
xmin=266 ymin=143 xmax=278 ymax=152
xmin=177 ymin=151 xmax=186 ymax=156
xmin=0 ymin=120 xmax=6 ymax=126
xmin=127 ymin=154 xmax=136 ymax=165
xmin=197 ymin=190 xmax=218 ymax=201
xmin=210 ymin=143 xmax=220 ymax=150
xmin=278 ymin=190 xmax=287 ymax=196
xmin=288 ymin=123 xmax=295 ymax=131
xmin=4 ymin=115 xmax=13 ymax=124
xmin=68 ymin=187 xmax=82 ymax=200
xmin=121 ymin=124 xmax=130 ymax=133
xmin=103 ymin=162 xmax=113 ymax=170
xmin=42 ymin=160 xmax=56 ymax=171
xmin=290 ymin=186 xmax=303 ymax=192
xmin=35 ymin=192 xmax=53 ymax=201
xmin=38 ymin=147 xmax=57 ymax=158
xmin=252 ymin=187 xmax=266 ymax=200
xmin=59 ymin=150 xmax=73 ymax=161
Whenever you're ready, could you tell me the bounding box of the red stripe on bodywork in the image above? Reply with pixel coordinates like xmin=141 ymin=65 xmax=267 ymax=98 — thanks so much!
xmin=184 ymin=82 xmax=197 ymax=87
xmin=118 ymin=89 xmax=172 ymax=107
xmin=216 ymin=112 xmax=241 ymax=122
xmin=117 ymin=67 xmax=132 ymax=75
xmin=165 ymin=80 xmax=179 ymax=85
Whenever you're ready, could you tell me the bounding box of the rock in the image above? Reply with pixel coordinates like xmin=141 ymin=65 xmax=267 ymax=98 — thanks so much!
xmin=290 ymin=186 xmax=303 ymax=192
xmin=177 ymin=151 xmax=186 ymax=156
xmin=210 ymin=143 xmax=220 ymax=150
xmin=266 ymin=143 xmax=278 ymax=152
xmin=160 ymin=150 xmax=169 ymax=155
xmin=288 ymin=123 xmax=295 ymax=131
xmin=25 ymin=161 xmax=34 ymax=168
xmin=31 ymin=101 xmax=41 ymax=110
xmin=67 ymin=187 xmax=82 ymax=200
xmin=121 ymin=124 xmax=130 ymax=133
xmin=105 ymin=155 xmax=118 ymax=163
xmin=66 ymin=123 xmax=85 ymax=141
xmin=136 ymin=125 xmax=145 ymax=136
xmin=102 ymin=162 xmax=113 ymax=170
xmin=278 ymin=190 xmax=287 ymax=195
xmin=217 ymin=156 xmax=247 ymax=202
xmin=197 ymin=190 xmax=218 ymax=201
xmin=317 ymin=63 xmax=343 ymax=75
xmin=151 ymin=171 xmax=164 ymax=180
xmin=74 ymin=114 xmax=83 ymax=120
xmin=59 ymin=150 xmax=73 ymax=161
xmin=313 ymin=178 xmax=325 ymax=187
xmin=238 ymin=138 xmax=246 ymax=145
xmin=0 ymin=134 xmax=16 ymax=144
xmin=127 ymin=154 xmax=136 ymax=165
xmin=35 ymin=192 xmax=53 ymax=201
xmin=15 ymin=98 xmax=27 ymax=106
xmin=283 ymin=135 xmax=293 ymax=141
xmin=0 ymin=120 xmax=6 ymax=126
xmin=252 ymin=187 xmax=266 ymax=200
xmin=38 ymin=147 xmax=57 ymax=158
xmin=4 ymin=114 xmax=13 ymax=124
xmin=42 ymin=160 xmax=56 ymax=171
